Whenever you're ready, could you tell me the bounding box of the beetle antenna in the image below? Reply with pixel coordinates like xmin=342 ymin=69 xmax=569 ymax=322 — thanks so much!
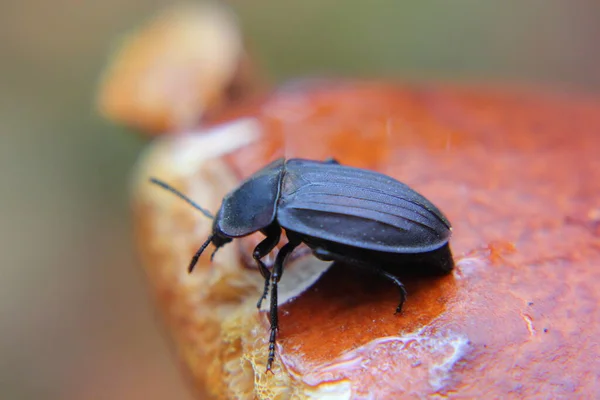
xmin=188 ymin=235 xmax=213 ymax=273
xmin=149 ymin=177 xmax=215 ymax=219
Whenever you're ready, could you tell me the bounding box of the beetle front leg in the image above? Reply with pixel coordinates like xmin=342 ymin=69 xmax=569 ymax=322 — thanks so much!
xmin=266 ymin=239 xmax=300 ymax=373
xmin=253 ymin=225 xmax=281 ymax=309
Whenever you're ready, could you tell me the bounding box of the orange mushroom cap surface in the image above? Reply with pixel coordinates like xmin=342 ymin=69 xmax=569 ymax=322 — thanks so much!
xmin=133 ymin=81 xmax=600 ymax=398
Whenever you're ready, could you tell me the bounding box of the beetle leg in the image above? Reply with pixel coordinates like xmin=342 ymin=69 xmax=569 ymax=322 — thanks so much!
xmin=188 ymin=236 xmax=214 ymax=273
xmin=253 ymin=227 xmax=281 ymax=309
xmin=312 ymin=248 xmax=407 ymax=314
xmin=256 ymin=268 xmax=270 ymax=310
xmin=266 ymin=239 xmax=300 ymax=373
xmin=372 ymin=267 xmax=408 ymax=314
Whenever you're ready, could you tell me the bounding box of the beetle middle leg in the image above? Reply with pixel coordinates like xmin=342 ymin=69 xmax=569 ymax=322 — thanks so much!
xmin=266 ymin=237 xmax=300 ymax=373
xmin=253 ymin=225 xmax=281 ymax=309
xmin=313 ymin=248 xmax=407 ymax=314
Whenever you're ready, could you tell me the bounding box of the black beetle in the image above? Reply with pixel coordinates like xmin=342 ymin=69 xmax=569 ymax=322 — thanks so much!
xmin=150 ymin=157 xmax=453 ymax=372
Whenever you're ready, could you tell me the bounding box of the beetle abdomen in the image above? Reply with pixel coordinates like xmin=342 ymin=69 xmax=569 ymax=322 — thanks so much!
xmin=278 ymin=160 xmax=451 ymax=253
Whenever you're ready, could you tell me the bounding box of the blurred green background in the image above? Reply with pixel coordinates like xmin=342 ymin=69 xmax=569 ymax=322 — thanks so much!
xmin=1 ymin=1 xmax=598 ymax=398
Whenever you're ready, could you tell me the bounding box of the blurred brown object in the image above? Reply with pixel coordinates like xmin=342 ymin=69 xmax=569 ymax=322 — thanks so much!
xmin=131 ymin=81 xmax=600 ymax=398
xmin=96 ymin=2 xmax=261 ymax=134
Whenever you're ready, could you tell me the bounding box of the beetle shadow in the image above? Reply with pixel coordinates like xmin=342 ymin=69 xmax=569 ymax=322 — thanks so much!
xmin=333 ymin=244 xmax=456 ymax=311
xmin=278 ymin=245 xmax=458 ymax=363
xmin=380 ymin=244 xmax=455 ymax=277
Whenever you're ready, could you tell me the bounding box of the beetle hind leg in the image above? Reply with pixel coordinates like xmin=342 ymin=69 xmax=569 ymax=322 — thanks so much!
xmin=376 ymin=268 xmax=408 ymax=314
xmin=313 ymin=248 xmax=407 ymax=314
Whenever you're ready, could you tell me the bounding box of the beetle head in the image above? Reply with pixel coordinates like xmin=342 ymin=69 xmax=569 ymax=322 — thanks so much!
xmin=187 ymin=231 xmax=232 ymax=273
xmin=209 ymin=231 xmax=233 ymax=260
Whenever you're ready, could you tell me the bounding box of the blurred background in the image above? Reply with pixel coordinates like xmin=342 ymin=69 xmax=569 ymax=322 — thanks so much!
xmin=1 ymin=1 xmax=599 ymax=398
